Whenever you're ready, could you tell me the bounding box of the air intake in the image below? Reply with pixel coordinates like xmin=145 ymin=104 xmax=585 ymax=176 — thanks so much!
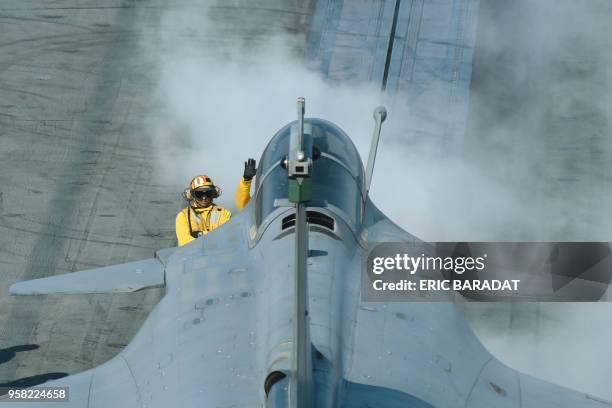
xmin=264 ymin=371 xmax=287 ymax=397
xmin=282 ymin=211 xmax=334 ymax=231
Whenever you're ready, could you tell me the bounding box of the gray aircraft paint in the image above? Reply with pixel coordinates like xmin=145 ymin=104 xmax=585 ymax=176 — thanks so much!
xmin=4 ymin=117 xmax=611 ymax=407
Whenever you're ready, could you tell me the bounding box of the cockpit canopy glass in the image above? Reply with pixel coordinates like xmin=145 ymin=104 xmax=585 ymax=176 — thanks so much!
xmin=254 ymin=119 xmax=365 ymax=230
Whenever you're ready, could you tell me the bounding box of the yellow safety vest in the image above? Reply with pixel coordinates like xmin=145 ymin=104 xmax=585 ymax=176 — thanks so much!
xmin=175 ymin=205 xmax=231 ymax=246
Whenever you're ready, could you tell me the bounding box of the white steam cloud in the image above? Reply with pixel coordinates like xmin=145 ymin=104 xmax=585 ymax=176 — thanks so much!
xmin=139 ymin=3 xmax=538 ymax=242
xmin=140 ymin=5 xmax=380 ymax=215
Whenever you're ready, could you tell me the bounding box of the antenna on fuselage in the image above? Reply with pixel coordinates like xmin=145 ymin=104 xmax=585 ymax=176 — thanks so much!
xmin=288 ymin=97 xmax=313 ymax=408
xmin=364 ymin=106 xmax=388 ymax=198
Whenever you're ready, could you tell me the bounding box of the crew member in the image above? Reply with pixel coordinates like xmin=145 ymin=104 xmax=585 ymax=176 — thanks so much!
xmin=176 ymin=175 xmax=231 ymax=246
xmin=235 ymin=158 xmax=256 ymax=210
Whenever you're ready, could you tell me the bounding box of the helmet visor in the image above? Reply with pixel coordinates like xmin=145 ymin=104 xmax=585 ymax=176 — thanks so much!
xmin=192 ymin=188 xmax=215 ymax=199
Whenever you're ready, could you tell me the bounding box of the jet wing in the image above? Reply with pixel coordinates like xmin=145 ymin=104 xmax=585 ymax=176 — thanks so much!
xmin=343 ymin=300 xmax=612 ymax=407
xmin=8 ymin=248 xmax=174 ymax=295
xmin=347 ymin=204 xmax=612 ymax=407
xmin=116 ymin=216 xmax=262 ymax=407
xmin=3 ymin=213 xmax=261 ymax=408
xmin=0 ymin=352 xmax=142 ymax=408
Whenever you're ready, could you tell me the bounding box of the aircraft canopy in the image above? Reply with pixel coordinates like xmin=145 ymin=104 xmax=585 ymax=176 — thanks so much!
xmin=254 ymin=119 xmax=365 ymax=230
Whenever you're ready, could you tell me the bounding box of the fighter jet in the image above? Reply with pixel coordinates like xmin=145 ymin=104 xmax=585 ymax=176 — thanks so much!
xmin=3 ymin=99 xmax=610 ymax=407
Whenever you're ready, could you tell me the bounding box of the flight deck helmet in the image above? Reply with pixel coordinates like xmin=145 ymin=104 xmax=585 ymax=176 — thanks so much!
xmin=184 ymin=175 xmax=221 ymax=205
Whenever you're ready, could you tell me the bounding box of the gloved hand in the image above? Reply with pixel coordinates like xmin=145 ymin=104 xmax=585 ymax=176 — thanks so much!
xmin=243 ymin=158 xmax=257 ymax=181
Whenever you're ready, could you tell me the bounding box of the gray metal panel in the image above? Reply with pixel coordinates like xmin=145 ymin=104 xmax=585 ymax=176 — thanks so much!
xmin=89 ymin=357 xmax=141 ymax=408
xmin=115 ymin=210 xmax=263 ymax=407
xmin=519 ymin=374 xmax=612 ymax=408
xmin=465 ymin=359 xmax=521 ymax=407
xmin=9 ymin=258 xmax=165 ymax=295
xmin=344 ymin=301 xmax=491 ymax=406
